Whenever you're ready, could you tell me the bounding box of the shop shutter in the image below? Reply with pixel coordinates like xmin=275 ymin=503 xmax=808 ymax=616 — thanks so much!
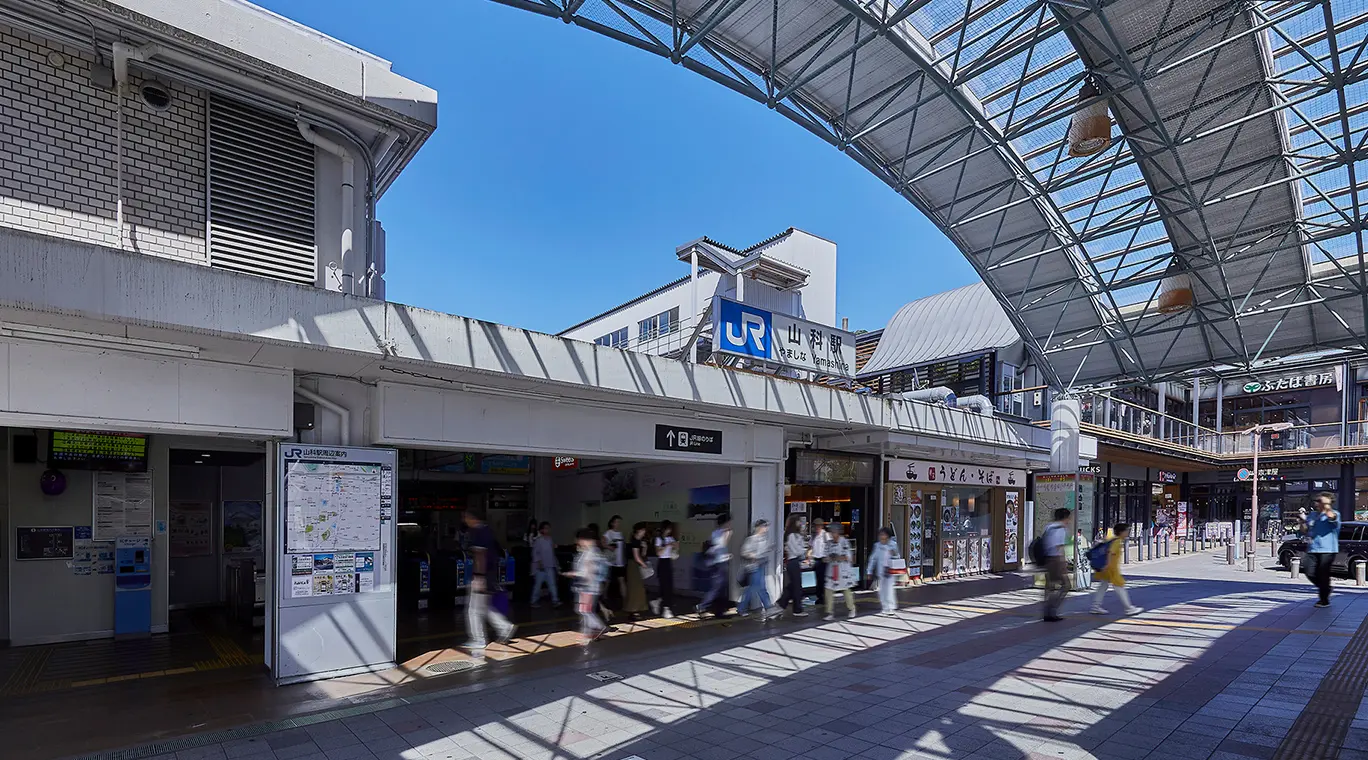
xmin=207 ymin=96 xmax=317 ymax=284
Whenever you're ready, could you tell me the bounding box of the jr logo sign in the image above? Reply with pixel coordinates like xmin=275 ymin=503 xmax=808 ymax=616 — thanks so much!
xmin=716 ymin=299 xmax=772 ymax=359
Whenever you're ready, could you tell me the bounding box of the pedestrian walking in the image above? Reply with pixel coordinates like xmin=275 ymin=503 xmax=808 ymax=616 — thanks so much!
xmin=1089 ymin=523 xmax=1142 ymax=616
xmin=566 ymin=528 xmax=607 ymax=644
xmin=462 ymin=508 xmax=515 ymax=655
xmin=603 ymin=515 xmax=626 ymax=609
xmin=653 ymin=520 xmax=677 ymax=618
xmin=777 ymin=516 xmax=809 ymax=617
xmin=624 ymin=523 xmax=651 ymax=619
xmin=737 ymin=520 xmax=781 ymax=620
xmin=1040 ymin=508 xmax=1071 ymax=622
xmin=823 ymin=522 xmax=857 ymax=620
xmin=697 ymin=514 xmax=734 ymax=617
xmin=866 ymin=528 xmax=900 ymax=614
xmin=1303 ymin=492 xmax=1340 ymax=608
xmin=529 ymin=521 xmax=560 ymax=607
xmin=810 ymin=518 xmax=829 ymax=617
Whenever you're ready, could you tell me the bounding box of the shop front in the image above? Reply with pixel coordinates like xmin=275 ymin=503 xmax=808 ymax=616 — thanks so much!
xmin=1191 ymin=466 xmax=1342 ymax=540
xmin=884 ymin=458 xmax=1026 ymax=580
xmin=784 ymin=450 xmax=878 ymax=584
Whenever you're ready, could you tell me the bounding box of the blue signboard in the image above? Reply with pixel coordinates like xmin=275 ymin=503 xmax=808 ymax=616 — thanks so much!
xmin=715 ymin=298 xmax=772 ymax=359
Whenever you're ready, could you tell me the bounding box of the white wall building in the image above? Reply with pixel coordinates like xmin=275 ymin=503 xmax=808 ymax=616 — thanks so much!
xmin=559 ymin=228 xmax=839 ymax=361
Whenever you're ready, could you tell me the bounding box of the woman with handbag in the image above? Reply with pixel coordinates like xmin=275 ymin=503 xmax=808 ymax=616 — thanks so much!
xmin=777 ymin=516 xmax=809 ymax=617
xmin=736 ymin=520 xmax=781 ymax=620
xmin=623 ymin=523 xmax=651 ymax=619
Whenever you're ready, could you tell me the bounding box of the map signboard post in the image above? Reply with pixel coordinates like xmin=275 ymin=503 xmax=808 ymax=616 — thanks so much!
xmin=273 ymin=444 xmax=397 ymax=684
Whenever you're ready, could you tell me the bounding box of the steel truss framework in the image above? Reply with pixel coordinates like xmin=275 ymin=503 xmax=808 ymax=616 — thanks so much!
xmin=492 ymin=0 xmax=1368 ymax=388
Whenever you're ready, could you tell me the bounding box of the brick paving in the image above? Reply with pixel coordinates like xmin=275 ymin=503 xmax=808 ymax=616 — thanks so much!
xmin=94 ymin=553 xmax=1368 ymax=760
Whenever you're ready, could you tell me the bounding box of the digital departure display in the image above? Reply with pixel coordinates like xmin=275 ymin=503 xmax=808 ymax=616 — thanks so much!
xmin=48 ymin=430 xmax=148 ymax=472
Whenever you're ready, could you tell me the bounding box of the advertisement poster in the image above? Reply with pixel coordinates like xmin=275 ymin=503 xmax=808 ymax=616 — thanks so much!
xmin=980 ymin=537 xmax=991 ymax=573
xmin=906 ymin=496 xmax=923 ymax=579
xmin=941 ymin=541 xmax=955 ymax=577
xmin=290 ymin=551 xmax=377 ymax=598
xmin=956 ymin=538 xmax=970 ymax=575
xmin=1176 ymin=502 xmax=1189 ymax=538
xmin=93 ymin=472 xmax=153 ymax=540
xmin=1004 ymin=491 xmax=1021 ymax=564
xmin=170 ymin=501 xmax=213 ymax=558
xmin=224 ymin=500 xmax=263 ymax=554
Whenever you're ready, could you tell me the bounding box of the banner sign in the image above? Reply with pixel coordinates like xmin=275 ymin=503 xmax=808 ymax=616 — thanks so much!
xmin=887 ymin=458 xmax=1025 ymax=488
xmin=712 ymin=296 xmax=856 ymax=378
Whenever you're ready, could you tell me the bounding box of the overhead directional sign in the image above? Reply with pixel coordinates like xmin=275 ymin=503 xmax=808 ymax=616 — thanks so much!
xmin=654 ymin=424 xmax=723 ymax=455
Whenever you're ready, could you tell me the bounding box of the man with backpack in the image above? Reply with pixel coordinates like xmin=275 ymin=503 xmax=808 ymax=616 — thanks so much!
xmin=1033 ymin=508 xmax=1072 ymax=622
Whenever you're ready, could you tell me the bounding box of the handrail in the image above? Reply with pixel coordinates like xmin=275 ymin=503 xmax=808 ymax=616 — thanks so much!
xmin=1081 ymin=392 xmax=1222 ymax=436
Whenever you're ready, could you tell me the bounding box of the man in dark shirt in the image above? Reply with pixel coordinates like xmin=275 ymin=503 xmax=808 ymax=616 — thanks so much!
xmin=464 ymin=508 xmax=515 ymax=654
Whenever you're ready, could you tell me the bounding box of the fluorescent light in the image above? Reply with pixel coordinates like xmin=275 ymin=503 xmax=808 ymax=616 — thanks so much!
xmin=0 ymin=323 xmax=201 ymax=359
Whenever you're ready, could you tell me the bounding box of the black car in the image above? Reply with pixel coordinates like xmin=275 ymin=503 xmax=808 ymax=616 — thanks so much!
xmin=1277 ymin=520 xmax=1368 ymax=574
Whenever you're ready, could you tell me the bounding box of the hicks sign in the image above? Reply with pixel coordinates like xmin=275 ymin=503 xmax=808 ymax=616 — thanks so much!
xmin=712 ymin=296 xmax=856 ymax=378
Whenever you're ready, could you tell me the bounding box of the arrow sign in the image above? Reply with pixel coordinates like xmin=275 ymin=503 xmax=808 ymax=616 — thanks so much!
xmin=654 ymin=424 xmax=722 ymax=455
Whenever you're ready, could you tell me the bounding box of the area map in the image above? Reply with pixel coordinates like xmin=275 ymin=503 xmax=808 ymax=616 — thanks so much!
xmin=285 ymin=461 xmax=383 ymax=553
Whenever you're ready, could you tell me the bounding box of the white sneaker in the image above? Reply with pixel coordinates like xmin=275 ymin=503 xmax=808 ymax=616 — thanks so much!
xmin=1090 ymin=607 xmax=1106 ymax=615
xmin=1123 ymin=607 xmax=1144 ymax=616
xmin=823 ymin=613 xmax=835 ymax=621
xmin=649 ymin=599 xmax=661 ymax=615
xmin=663 ymin=608 xmax=675 ymax=619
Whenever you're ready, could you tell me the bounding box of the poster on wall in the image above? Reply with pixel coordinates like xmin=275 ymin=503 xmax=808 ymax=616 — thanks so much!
xmin=688 ymin=484 xmax=730 ymax=518
xmin=967 ymin=537 xmax=980 ymax=573
xmin=601 ymin=468 xmax=638 ymax=503
xmin=956 ymin=538 xmax=970 ymax=575
xmin=289 ymin=551 xmax=377 ymax=598
xmin=980 ymin=536 xmax=991 ymax=573
xmin=906 ymin=496 xmax=923 ymax=579
xmin=940 ymin=541 xmax=955 ymax=577
xmin=285 ymin=461 xmax=384 ymax=554
xmin=224 ymin=500 xmax=263 ymax=554
xmin=93 ymin=472 xmax=153 ymax=541
xmin=1004 ymin=491 xmax=1021 ymax=564
xmin=170 ymin=501 xmax=213 ymax=558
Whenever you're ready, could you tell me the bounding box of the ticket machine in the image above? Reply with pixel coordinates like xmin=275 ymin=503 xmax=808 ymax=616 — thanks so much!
xmin=114 ymin=536 xmax=152 ymax=636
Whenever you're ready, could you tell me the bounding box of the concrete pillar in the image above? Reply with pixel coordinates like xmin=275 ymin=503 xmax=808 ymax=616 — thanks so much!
xmin=1051 ymin=399 xmax=1081 ymax=473
xmin=1157 ymin=384 xmax=1167 ymax=441
xmin=744 ymin=464 xmax=781 ymax=603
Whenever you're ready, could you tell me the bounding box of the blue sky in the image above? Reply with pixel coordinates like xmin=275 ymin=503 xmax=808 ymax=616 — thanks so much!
xmin=257 ymin=0 xmax=976 ymax=335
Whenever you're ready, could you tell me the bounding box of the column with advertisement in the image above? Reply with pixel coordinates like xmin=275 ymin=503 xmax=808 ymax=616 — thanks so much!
xmin=1032 ymin=473 xmax=1096 ymax=584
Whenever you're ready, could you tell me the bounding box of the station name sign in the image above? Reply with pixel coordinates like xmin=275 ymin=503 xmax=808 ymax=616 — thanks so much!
xmin=711 ymin=296 xmax=857 ymax=378
xmin=654 ymin=424 xmax=723 ymax=455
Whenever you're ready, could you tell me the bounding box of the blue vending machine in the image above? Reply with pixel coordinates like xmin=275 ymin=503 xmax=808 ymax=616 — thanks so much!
xmin=114 ymin=536 xmax=152 ymax=636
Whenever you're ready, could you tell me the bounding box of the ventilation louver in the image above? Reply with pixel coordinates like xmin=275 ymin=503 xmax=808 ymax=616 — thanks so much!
xmin=208 ymin=96 xmax=317 ymax=284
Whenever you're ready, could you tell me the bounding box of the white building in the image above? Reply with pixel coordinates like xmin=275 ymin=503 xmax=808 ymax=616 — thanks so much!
xmin=0 ymin=0 xmax=1051 ymax=694
xmin=559 ymin=228 xmax=839 ymax=362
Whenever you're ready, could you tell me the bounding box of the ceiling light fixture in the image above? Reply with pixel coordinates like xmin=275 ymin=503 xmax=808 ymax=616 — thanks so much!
xmin=1067 ymin=79 xmax=1112 ymax=157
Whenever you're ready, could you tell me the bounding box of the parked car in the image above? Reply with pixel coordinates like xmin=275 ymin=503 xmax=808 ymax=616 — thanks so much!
xmin=1277 ymin=521 xmax=1368 ymax=575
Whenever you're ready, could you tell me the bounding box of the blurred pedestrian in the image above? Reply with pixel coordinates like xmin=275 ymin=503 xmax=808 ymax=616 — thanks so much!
xmin=1090 ymin=523 xmax=1142 ymax=616
xmin=566 ymin=528 xmax=607 ymax=644
xmin=462 ymin=508 xmax=515 ymax=655
xmin=529 ymin=521 xmax=560 ymax=608
xmin=866 ymin=527 xmax=900 ymax=615
xmin=823 ymin=522 xmax=857 ymax=620
xmin=697 ymin=513 xmax=734 ymax=617
xmin=604 ymin=515 xmax=626 ymax=609
xmin=737 ymin=519 xmax=781 ymax=620
xmin=1042 ymin=508 xmax=1071 ymax=622
xmin=1304 ymin=492 xmax=1340 ymax=608
xmin=777 ymin=516 xmax=809 ymax=617
xmin=624 ymin=523 xmax=651 ymax=619
xmin=653 ymin=520 xmax=677 ymax=618
xmin=810 ymin=518 xmax=829 ymax=617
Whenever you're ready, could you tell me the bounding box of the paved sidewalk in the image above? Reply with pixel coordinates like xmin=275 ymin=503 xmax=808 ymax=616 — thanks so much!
xmin=78 ymin=553 xmax=1368 ymax=760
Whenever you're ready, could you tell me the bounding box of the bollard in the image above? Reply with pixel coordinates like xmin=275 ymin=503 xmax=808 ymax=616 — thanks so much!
xmin=1290 ymin=555 xmax=1301 ymax=579
xmin=1145 ymin=530 xmax=1153 ymax=561
xmin=1123 ymin=537 xmax=1131 ymax=564
xmin=1357 ymin=561 xmax=1365 ymax=587
xmin=1226 ymin=543 xmax=1236 ymax=565
xmin=1246 ymin=549 xmax=1256 ymax=572
xmin=1164 ymin=535 xmax=1170 ymax=558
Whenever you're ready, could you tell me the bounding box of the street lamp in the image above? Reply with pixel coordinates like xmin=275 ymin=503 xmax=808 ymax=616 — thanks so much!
xmin=1241 ymin=422 xmax=1294 ymax=570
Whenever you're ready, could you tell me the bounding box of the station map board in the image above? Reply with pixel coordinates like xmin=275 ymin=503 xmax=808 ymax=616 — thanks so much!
xmin=274 ymin=445 xmax=396 ymax=684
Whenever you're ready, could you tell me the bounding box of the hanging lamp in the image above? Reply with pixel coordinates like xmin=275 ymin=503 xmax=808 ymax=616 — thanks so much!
xmin=1157 ymin=264 xmax=1195 ymax=314
xmin=1067 ymin=79 xmax=1112 ymax=157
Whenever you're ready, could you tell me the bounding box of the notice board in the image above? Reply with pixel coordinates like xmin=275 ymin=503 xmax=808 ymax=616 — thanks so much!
xmin=274 ymin=445 xmax=396 ymax=684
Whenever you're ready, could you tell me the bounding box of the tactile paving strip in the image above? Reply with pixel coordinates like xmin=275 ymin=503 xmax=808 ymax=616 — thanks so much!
xmin=1271 ymin=616 xmax=1368 ymax=760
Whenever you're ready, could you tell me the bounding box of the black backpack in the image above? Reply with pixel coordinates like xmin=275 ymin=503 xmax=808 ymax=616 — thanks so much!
xmin=1028 ymin=533 xmax=1048 ymax=566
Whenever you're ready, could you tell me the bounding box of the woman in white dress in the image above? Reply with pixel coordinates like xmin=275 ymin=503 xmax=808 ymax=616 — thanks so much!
xmin=866 ymin=528 xmax=901 ymax=615
xmin=823 ymin=522 xmax=857 ymax=621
